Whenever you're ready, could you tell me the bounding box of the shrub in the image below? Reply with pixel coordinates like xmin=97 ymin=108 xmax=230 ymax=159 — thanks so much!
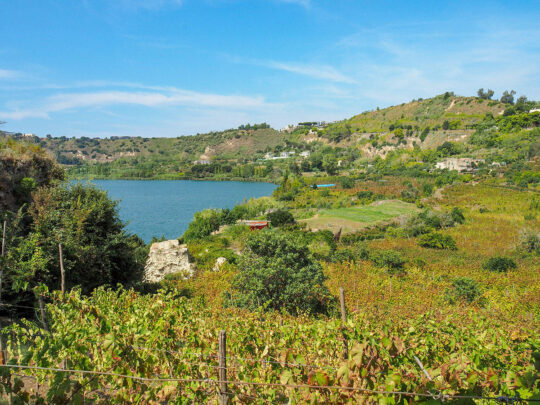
xmin=519 ymin=229 xmax=540 ymax=255
xmin=305 ymin=230 xmax=336 ymax=260
xmin=370 ymin=250 xmax=406 ymax=273
xmin=417 ymin=232 xmax=457 ymax=250
xmin=229 ymin=230 xmax=332 ymax=314
xmin=422 ymin=183 xmax=434 ymax=196
xmin=357 ymin=190 xmax=374 ymax=200
xmin=446 ymin=277 xmax=481 ymax=304
xmin=267 ymin=209 xmax=295 ymax=227
xmin=401 ymin=188 xmax=419 ymax=203
xmin=183 ymin=209 xmax=222 ymax=242
xmin=330 ymin=248 xmax=358 ymax=263
xmin=482 ymin=256 xmax=517 ymax=273
xmin=339 ymin=176 xmax=355 ymax=189
xmin=450 ymin=207 xmax=465 ymax=224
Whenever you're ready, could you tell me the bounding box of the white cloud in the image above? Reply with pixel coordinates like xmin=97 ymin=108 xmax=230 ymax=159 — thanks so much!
xmin=276 ymin=0 xmax=311 ymax=8
xmin=0 ymin=69 xmax=21 ymax=80
xmin=0 ymin=86 xmax=271 ymax=120
xmin=265 ymin=61 xmax=357 ymax=84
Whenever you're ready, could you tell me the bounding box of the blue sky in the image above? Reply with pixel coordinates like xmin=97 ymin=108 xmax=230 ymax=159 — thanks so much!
xmin=1 ymin=0 xmax=539 ymax=138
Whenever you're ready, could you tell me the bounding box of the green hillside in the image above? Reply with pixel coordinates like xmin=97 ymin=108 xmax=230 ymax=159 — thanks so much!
xmin=2 ymin=92 xmax=539 ymax=184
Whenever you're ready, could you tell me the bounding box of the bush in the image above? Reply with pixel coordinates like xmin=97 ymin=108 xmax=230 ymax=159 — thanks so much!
xmin=183 ymin=209 xmax=222 ymax=242
xmin=357 ymin=190 xmax=374 ymax=200
xmin=446 ymin=277 xmax=481 ymax=304
xmin=267 ymin=209 xmax=295 ymax=227
xmin=482 ymin=256 xmax=517 ymax=273
xmin=417 ymin=232 xmax=457 ymax=250
xmin=370 ymin=250 xmax=406 ymax=273
xmin=330 ymin=248 xmax=359 ymax=263
xmin=339 ymin=176 xmax=355 ymax=189
xmin=450 ymin=207 xmax=465 ymax=224
xmin=229 ymin=230 xmax=332 ymax=314
xmin=305 ymin=230 xmax=336 ymax=260
xmin=422 ymin=183 xmax=434 ymax=196
xmin=519 ymin=229 xmax=540 ymax=255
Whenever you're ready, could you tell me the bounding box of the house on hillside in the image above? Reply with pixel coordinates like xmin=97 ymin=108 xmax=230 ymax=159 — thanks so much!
xmin=300 ymin=151 xmax=310 ymax=158
xmin=193 ymin=159 xmax=211 ymax=165
xmin=435 ymin=158 xmax=485 ymax=172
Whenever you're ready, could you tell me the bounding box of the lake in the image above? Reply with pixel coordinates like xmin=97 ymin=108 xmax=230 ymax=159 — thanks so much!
xmin=90 ymin=180 xmax=277 ymax=243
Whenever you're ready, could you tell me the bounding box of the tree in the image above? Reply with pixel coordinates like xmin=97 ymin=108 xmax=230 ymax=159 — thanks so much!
xmin=442 ymin=120 xmax=450 ymax=130
xmin=500 ymin=90 xmax=516 ymax=105
xmin=229 ymin=230 xmax=332 ymax=314
xmin=477 ymin=88 xmax=494 ymax=100
xmin=322 ymin=156 xmax=338 ymax=175
xmin=339 ymin=176 xmax=355 ymax=189
xmin=267 ymin=209 xmax=295 ymax=227
xmin=6 ymin=183 xmax=146 ymax=298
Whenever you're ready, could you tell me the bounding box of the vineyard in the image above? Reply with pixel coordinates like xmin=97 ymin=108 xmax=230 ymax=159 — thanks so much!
xmin=0 ymin=287 xmax=539 ymax=404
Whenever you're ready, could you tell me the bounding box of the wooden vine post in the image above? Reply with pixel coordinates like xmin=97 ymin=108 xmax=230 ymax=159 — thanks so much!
xmin=218 ymin=330 xmax=229 ymax=405
xmin=340 ymin=287 xmax=348 ymax=360
xmin=59 ymin=244 xmax=65 ymax=295
xmin=38 ymin=295 xmax=49 ymax=333
xmin=0 ymin=220 xmax=6 ymax=302
xmin=0 ymin=221 xmax=6 ymax=366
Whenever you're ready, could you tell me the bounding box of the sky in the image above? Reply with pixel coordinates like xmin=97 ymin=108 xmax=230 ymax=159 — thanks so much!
xmin=1 ymin=0 xmax=539 ymax=138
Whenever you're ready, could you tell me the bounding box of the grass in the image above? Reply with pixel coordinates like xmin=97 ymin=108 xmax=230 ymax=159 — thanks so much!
xmin=301 ymin=200 xmax=418 ymax=233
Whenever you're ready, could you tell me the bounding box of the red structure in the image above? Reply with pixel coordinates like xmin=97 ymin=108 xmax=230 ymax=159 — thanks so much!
xmin=242 ymin=220 xmax=269 ymax=230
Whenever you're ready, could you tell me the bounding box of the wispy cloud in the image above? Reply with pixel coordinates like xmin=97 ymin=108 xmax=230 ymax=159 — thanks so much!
xmin=228 ymin=56 xmax=357 ymax=84
xmin=0 ymin=69 xmax=21 ymax=80
xmin=276 ymin=0 xmax=311 ymax=8
xmin=265 ymin=61 xmax=357 ymax=84
xmin=0 ymin=84 xmax=271 ymax=120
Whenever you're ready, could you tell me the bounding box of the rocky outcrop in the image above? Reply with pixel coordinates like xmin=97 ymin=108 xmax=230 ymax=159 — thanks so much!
xmin=144 ymin=240 xmax=196 ymax=282
xmin=213 ymin=257 xmax=227 ymax=272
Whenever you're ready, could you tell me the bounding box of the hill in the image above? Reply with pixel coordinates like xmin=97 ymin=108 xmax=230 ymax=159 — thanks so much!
xmin=2 ymin=92 xmax=539 ymax=183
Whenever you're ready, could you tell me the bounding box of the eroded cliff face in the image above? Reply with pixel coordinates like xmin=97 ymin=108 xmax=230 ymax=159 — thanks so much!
xmin=144 ymin=240 xmax=196 ymax=282
xmin=0 ymin=139 xmax=64 ymax=213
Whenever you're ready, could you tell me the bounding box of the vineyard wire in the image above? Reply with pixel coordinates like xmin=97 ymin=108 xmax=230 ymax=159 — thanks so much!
xmin=130 ymin=345 xmax=339 ymax=371
xmin=1 ymin=364 xmax=540 ymax=403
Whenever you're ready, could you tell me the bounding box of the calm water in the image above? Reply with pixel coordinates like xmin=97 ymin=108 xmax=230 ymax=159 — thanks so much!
xmin=90 ymin=180 xmax=276 ymax=243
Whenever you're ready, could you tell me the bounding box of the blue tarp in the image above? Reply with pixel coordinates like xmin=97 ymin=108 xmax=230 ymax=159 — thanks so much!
xmin=317 ymin=184 xmax=335 ymax=187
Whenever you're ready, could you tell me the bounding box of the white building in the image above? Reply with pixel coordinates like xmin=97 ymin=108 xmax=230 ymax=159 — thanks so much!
xmin=435 ymin=158 xmax=485 ymax=172
xmin=299 ymin=151 xmax=310 ymax=158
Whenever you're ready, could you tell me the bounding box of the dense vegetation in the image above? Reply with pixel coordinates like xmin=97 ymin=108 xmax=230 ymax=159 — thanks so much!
xmin=0 ymin=90 xmax=538 ymax=403
xmin=0 ymin=139 xmax=146 ymax=312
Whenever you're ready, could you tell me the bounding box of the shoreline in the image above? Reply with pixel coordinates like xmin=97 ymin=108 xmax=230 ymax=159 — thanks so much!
xmin=67 ymin=175 xmax=279 ymax=185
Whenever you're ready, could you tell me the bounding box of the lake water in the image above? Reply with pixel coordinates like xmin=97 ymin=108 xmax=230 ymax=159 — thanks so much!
xmin=90 ymin=180 xmax=277 ymax=243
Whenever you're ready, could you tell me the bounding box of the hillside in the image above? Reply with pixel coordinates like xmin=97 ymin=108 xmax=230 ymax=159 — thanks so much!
xmin=2 ymin=92 xmax=539 ymax=183
xmin=0 ymin=138 xmax=64 ymax=212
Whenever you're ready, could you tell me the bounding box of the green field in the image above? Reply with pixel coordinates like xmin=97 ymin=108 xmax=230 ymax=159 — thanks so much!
xmin=301 ymin=200 xmax=418 ymax=233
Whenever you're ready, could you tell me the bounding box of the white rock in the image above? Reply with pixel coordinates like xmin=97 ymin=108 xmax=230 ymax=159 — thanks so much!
xmin=144 ymin=240 xmax=196 ymax=282
xmin=213 ymin=257 xmax=227 ymax=272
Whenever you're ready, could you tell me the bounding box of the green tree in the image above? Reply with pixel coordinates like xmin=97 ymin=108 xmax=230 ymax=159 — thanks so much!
xmin=500 ymin=90 xmax=516 ymax=105
xmin=6 ymin=183 xmax=146 ymax=298
xmin=339 ymin=176 xmax=355 ymax=189
xmin=229 ymin=230 xmax=332 ymax=314
xmin=267 ymin=209 xmax=295 ymax=227
xmin=477 ymin=88 xmax=494 ymax=100
xmin=322 ymin=156 xmax=338 ymax=175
